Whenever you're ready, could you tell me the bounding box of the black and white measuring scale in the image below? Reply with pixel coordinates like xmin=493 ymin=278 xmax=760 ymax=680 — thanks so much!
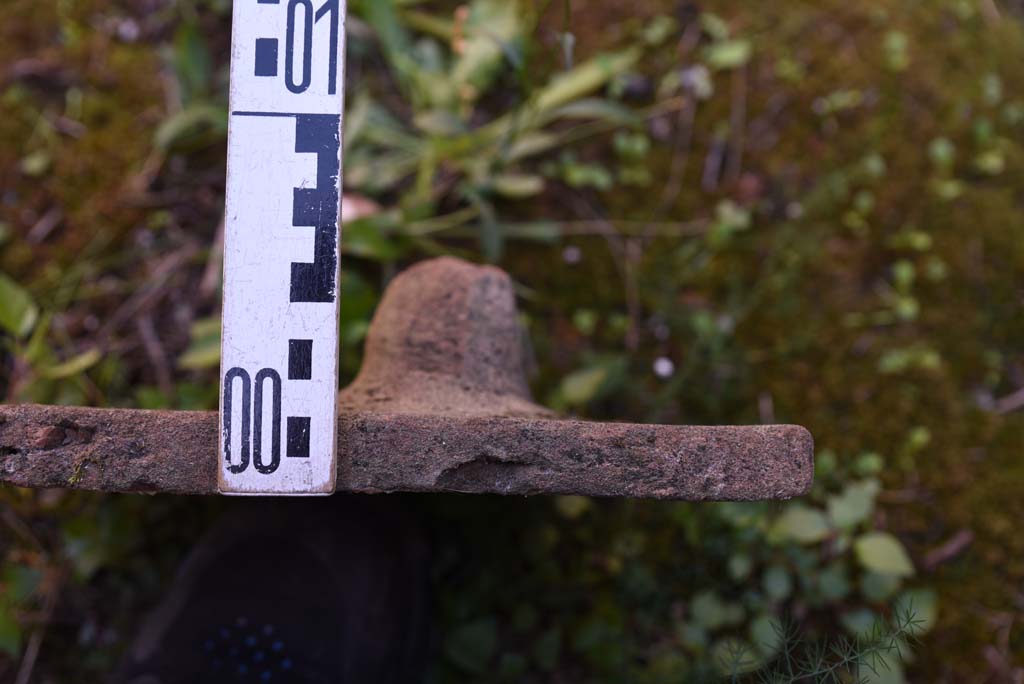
xmin=218 ymin=0 xmax=346 ymax=495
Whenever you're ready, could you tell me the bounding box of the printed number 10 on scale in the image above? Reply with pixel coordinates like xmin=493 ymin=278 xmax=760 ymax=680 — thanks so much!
xmin=218 ymin=0 xmax=346 ymax=495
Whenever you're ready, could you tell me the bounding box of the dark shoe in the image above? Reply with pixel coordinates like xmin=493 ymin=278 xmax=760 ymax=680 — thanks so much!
xmin=113 ymin=496 xmax=430 ymax=684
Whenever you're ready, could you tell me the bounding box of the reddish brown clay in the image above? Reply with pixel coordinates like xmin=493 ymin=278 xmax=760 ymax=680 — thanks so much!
xmin=0 ymin=257 xmax=813 ymax=499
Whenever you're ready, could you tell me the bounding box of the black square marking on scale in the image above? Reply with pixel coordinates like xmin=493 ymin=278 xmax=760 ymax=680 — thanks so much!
xmin=287 ymin=417 xmax=311 ymax=458
xmin=254 ymin=38 xmax=278 ymax=78
xmin=288 ymin=339 xmax=313 ymax=380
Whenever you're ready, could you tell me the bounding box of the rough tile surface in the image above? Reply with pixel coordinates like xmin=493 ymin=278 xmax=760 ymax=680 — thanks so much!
xmin=0 ymin=257 xmax=813 ymax=499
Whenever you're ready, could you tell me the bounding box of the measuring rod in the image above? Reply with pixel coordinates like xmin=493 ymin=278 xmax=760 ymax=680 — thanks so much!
xmin=218 ymin=0 xmax=346 ymax=495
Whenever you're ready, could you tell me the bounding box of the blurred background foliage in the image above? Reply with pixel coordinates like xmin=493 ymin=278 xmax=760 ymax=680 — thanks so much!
xmin=1 ymin=0 xmax=1023 ymax=681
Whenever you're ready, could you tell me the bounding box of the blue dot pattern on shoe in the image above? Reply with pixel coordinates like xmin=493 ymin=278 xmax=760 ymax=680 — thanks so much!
xmin=202 ymin=618 xmax=297 ymax=681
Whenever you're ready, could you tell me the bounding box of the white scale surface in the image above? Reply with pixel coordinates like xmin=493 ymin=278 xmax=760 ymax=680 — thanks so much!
xmin=218 ymin=0 xmax=346 ymax=495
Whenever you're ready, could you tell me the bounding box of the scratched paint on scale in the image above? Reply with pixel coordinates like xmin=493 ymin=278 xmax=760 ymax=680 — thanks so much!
xmin=218 ymin=0 xmax=346 ymax=495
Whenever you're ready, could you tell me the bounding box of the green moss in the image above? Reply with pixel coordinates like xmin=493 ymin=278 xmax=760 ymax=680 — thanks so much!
xmin=67 ymin=461 xmax=85 ymax=487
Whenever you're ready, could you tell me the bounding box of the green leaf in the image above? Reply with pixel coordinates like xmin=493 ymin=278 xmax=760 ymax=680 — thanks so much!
xmin=930 ymin=178 xmax=964 ymax=201
xmin=136 ymin=386 xmax=171 ymax=410
xmin=154 ymin=104 xmax=228 ymax=151
xmin=974 ymin=149 xmax=1005 ymax=175
xmin=534 ymin=48 xmax=641 ymax=115
xmin=983 ymin=72 xmax=1004 ymax=105
xmin=708 ymin=199 xmax=751 ymax=246
xmin=445 ymin=617 xmax=498 ymax=674
xmin=562 ymin=161 xmax=613 ymax=191
xmin=762 ymin=565 xmax=792 ymax=602
xmin=0 ymin=272 xmax=39 ymax=338
xmin=497 ymin=652 xmax=527 ymax=678
xmin=816 ymin=89 xmax=864 ymax=115
xmin=925 ymin=137 xmax=954 ymax=167
xmin=749 ymin=614 xmax=783 ymax=658
xmin=861 ymin=651 xmax=907 ymax=684
xmin=398 ymin=9 xmax=455 ymax=41
xmin=769 ymin=505 xmax=831 ymax=544
xmin=613 ymin=131 xmax=651 ymax=159
xmin=463 ymin=189 xmax=502 ymax=262
xmin=861 ymin=570 xmax=903 ymax=602
xmin=690 ymin=592 xmax=744 ymax=631
xmin=532 ymin=627 xmax=561 ymax=671
xmin=172 ymin=22 xmax=213 ymax=102
xmin=854 ymin=451 xmax=885 ymax=476
xmin=339 ymin=270 xmax=378 ymax=347
xmin=827 ymin=479 xmax=880 ymax=528
xmin=413 ymin=110 xmax=467 ymax=136
xmin=700 ymin=13 xmax=731 ymax=40
xmin=40 ymin=348 xmax=102 ymax=380
xmin=884 ymin=30 xmax=910 ymax=71
xmin=356 ymin=0 xmax=411 ymax=67
xmin=62 ymin=518 xmax=109 ymax=580
xmin=0 ymin=605 xmax=21 ymax=657
xmin=643 ymin=15 xmax=678 ymax=46
xmin=840 ymin=608 xmax=879 ymax=636
xmin=560 ymin=365 xmax=608 ymax=406
xmin=895 ymin=588 xmax=938 ymax=635
xmin=451 ymin=0 xmax=523 ymax=100
xmin=548 ymin=98 xmax=642 ymax=127
xmin=499 ymin=221 xmax=561 ymax=243
xmin=676 ymin=621 xmax=707 ymax=650
xmin=504 ymin=132 xmax=560 ymax=162
xmin=711 ymin=637 xmax=760 ymax=674
xmin=1 ymin=565 xmax=41 ymax=604
xmin=343 ymin=217 xmax=402 ymax=261
xmin=493 ymin=173 xmax=545 ymax=198
xmin=20 ymin=149 xmax=51 ymax=177
xmin=703 ymin=39 xmax=752 ymax=70
xmin=178 ymin=318 xmax=221 ymax=370
xmin=816 ymin=562 xmax=851 ymax=601
xmin=554 ymin=495 xmax=591 ymax=519
xmin=854 ymin=532 xmax=915 ymax=577
xmin=727 ymin=554 xmax=753 ymax=581
xmin=358 ymin=0 xmax=423 ymax=100
xmin=690 ymin=591 xmax=728 ymax=630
